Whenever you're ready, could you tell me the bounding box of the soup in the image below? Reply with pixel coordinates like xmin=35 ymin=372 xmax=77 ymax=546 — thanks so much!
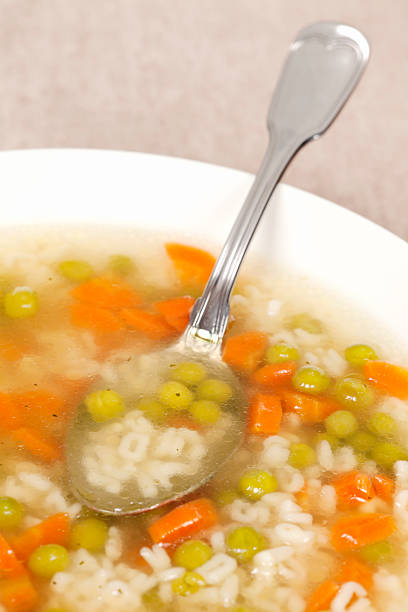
xmin=0 ymin=229 xmax=406 ymax=612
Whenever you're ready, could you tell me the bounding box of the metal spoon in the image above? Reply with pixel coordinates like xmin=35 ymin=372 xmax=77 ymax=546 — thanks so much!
xmin=67 ymin=22 xmax=369 ymax=515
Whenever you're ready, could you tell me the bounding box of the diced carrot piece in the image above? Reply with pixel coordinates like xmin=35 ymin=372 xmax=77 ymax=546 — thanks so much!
xmin=12 ymin=513 xmax=69 ymax=562
xmin=165 ymin=416 xmax=201 ymax=431
xmin=281 ymin=390 xmax=339 ymax=424
xmin=154 ymin=296 xmax=195 ymax=332
xmin=71 ymin=277 xmax=141 ymax=310
xmin=0 ymin=575 xmax=37 ymax=612
xmin=70 ymin=302 xmax=124 ymax=333
xmin=120 ymin=308 xmax=175 ymax=340
xmin=248 ymin=393 xmax=282 ymax=435
xmin=50 ymin=376 xmax=94 ymax=412
xmin=165 ymin=243 xmax=216 ymax=286
xmin=305 ymin=579 xmax=340 ymax=612
xmin=250 ymin=361 xmax=296 ymax=387
xmin=11 ymin=390 xmax=66 ymax=428
xmin=0 ymin=536 xmax=25 ymax=579
xmin=0 ymin=394 xmax=22 ymax=432
xmin=331 ymin=513 xmax=397 ymax=552
xmin=372 ymin=473 xmax=395 ymax=503
xmin=148 ymin=498 xmax=218 ymax=544
xmin=331 ymin=471 xmax=375 ymax=508
xmin=11 ymin=428 xmax=62 ymax=463
xmin=364 ymin=360 xmax=408 ymax=399
xmin=223 ymin=332 xmax=268 ymax=374
xmin=0 ymin=342 xmax=24 ymax=362
xmin=335 ymin=557 xmax=373 ymax=591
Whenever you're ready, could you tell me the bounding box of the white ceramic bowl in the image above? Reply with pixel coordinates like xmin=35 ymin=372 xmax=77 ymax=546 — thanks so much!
xmin=1 ymin=149 xmax=407 ymax=347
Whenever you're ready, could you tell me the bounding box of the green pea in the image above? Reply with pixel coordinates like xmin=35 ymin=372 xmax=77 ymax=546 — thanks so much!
xmin=108 ymin=254 xmax=135 ymax=276
xmin=28 ymin=544 xmax=70 ymax=578
xmin=288 ymin=443 xmax=316 ymax=469
xmin=347 ymin=430 xmax=376 ymax=453
xmin=0 ymin=497 xmax=24 ymax=529
xmin=172 ymin=571 xmax=205 ymax=596
xmin=190 ymin=400 xmax=221 ymax=424
xmin=292 ymin=366 xmax=330 ymax=395
xmin=287 ymin=313 xmax=322 ymax=334
xmin=334 ymin=376 xmax=375 ymax=410
xmin=159 ymin=381 xmax=194 ymax=410
xmin=4 ymin=288 xmax=38 ymax=319
xmin=345 ymin=344 xmax=378 ymax=368
xmin=226 ymin=526 xmax=266 ymax=562
xmin=325 ymin=410 xmax=358 ymax=438
xmin=58 ymin=260 xmax=94 ymax=282
xmin=70 ymin=518 xmax=108 ymax=552
xmin=238 ymin=469 xmax=278 ymax=500
xmin=171 ymin=362 xmax=207 ymax=386
xmin=173 ymin=540 xmax=213 ymax=570
xmin=371 ymin=441 xmax=408 ymax=469
xmin=85 ymin=389 xmax=124 ymax=423
xmin=359 ymin=540 xmax=393 ymax=564
xmin=367 ymin=413 xmax=397 ymax=438
xmin=197 ymin=379 xmax=233 ymax=404
xmin=313 ymin=432 xmax=340 ymax=451
xmin=136 ymin=397 xmax=168 ymax=422
xmin=266 ymin=343 xmax=300 ymax=364
xmin=215 ymin=489 xmax=239 ymax=506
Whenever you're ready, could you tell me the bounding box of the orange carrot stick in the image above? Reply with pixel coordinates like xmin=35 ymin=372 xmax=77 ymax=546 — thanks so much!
xmin=12 ymin=513 xmax=70 ymax=562
xmin=222 ymin=332 xmax=268 ymax=374
xmin=0 ymin=394 xmax=23 ymax=432
xmin=372 ymin=474 xmax=395 ymax=503
xmin=331 ymin=471 xmax=375 ymax=508
xmin=70 ymin=302 xmax=124 ymax=333
xmin=248 ymin=393 xmax=282 ymax=435
xmin=280 ymin=390 xmax=338 ymax=424
xmin=331 ymin=513 xmax=397 ymax=552
xmin=154 ymin=296 xmax=195 ymax=332
xmin=71 ymin=277 xmax=141 ymax=310
xmin=0 ymin=536 xmax=26 ymax=579
xmin=250 ymin=361 xmax=296 ymax=387
xmin=165 ymin=243 xmax=215 ymax=286
xmin=11 ymin=428 xmax=62 ymax=463
xmin=148 ymin=498 xmax=218 ymax=544
xmin=364 ymin=360 xmax=408 ymax=399
xmin=335 ymin=557 xmax=373 ymax=591
xmin=120 ymin=308 xmax=175 ymax=340
xmin=305 ymin=579 xmax=340 ymax=612
xmin=0 ymin=575 xmax=38 ymax=612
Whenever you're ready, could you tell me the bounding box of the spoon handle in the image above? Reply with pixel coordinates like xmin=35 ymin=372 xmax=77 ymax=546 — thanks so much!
xmin=184 ymin=22 xmax=369 ymax=356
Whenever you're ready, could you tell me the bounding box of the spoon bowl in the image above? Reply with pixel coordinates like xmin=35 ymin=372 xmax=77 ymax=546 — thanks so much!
xmin=66 ymin=21 xmax=369 ymax=515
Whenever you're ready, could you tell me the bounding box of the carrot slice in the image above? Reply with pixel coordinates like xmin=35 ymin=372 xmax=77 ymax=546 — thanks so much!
xmin=331 ymin=513 xmax=397 ymax=552
xmin=120 ymin=308 xmax=175 ymax=340
xmin=0 ymin=575 xmax=37 ymax=612
xmin=281 ymin=390 xmax=339 ymax=424
xmin=71 ymin=277 xmax=141 ymax=310
xmin=12 ymin=513 xmax=69 ymax=562
xmin=165 ymin=243 xmax=216 ymax=286
xmin=148 ymin=498 xmax=218 ymax=544
xmin=154 ymin=296 xmax=195 ymax=332
xmin=70 ymin=302 xmax=124 ymax=333
xmin=372 ymin=473 xmax=395 ymax=503
xmin=11 ymin=428 xmax=62 ymax=463
xmin=248 ymin=393 xmax=282 ymax=435
xmin=335 ymin=557 xmax=373 ymax=591
xmin=305 ymin=579 xmax=340 ymax=612
xmin=0 ymin=536 xmax=25 ymax=579
xmin=0 ymin=394 xmax=22 ymax=432
xmin=364 ymin=360 xmax=408 ymax=399
xmin=11 ymin=390 xmax=66 ymax=429
xmin=223 ymin=332 xmax=268 ymax=374
xmin=0 ymin=342 xmax=24 ymax=362
xmin=331 ymin=471 xmax=375 ymax=508
xmin=250 ymin=361 xmax=296 ymax=387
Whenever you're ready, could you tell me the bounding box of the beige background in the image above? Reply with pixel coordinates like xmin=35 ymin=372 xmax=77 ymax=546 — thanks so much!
xmin=1 ymin=0 xmax=407 ymax=237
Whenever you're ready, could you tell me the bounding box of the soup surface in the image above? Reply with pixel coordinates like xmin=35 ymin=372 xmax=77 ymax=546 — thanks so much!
xmin=0 ymin=229 xmax=407 ymax=612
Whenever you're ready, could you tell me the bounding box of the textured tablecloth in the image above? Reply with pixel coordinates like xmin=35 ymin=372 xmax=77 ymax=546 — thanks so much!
xmin=1 ymin=0 xmax=407 ymax=237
